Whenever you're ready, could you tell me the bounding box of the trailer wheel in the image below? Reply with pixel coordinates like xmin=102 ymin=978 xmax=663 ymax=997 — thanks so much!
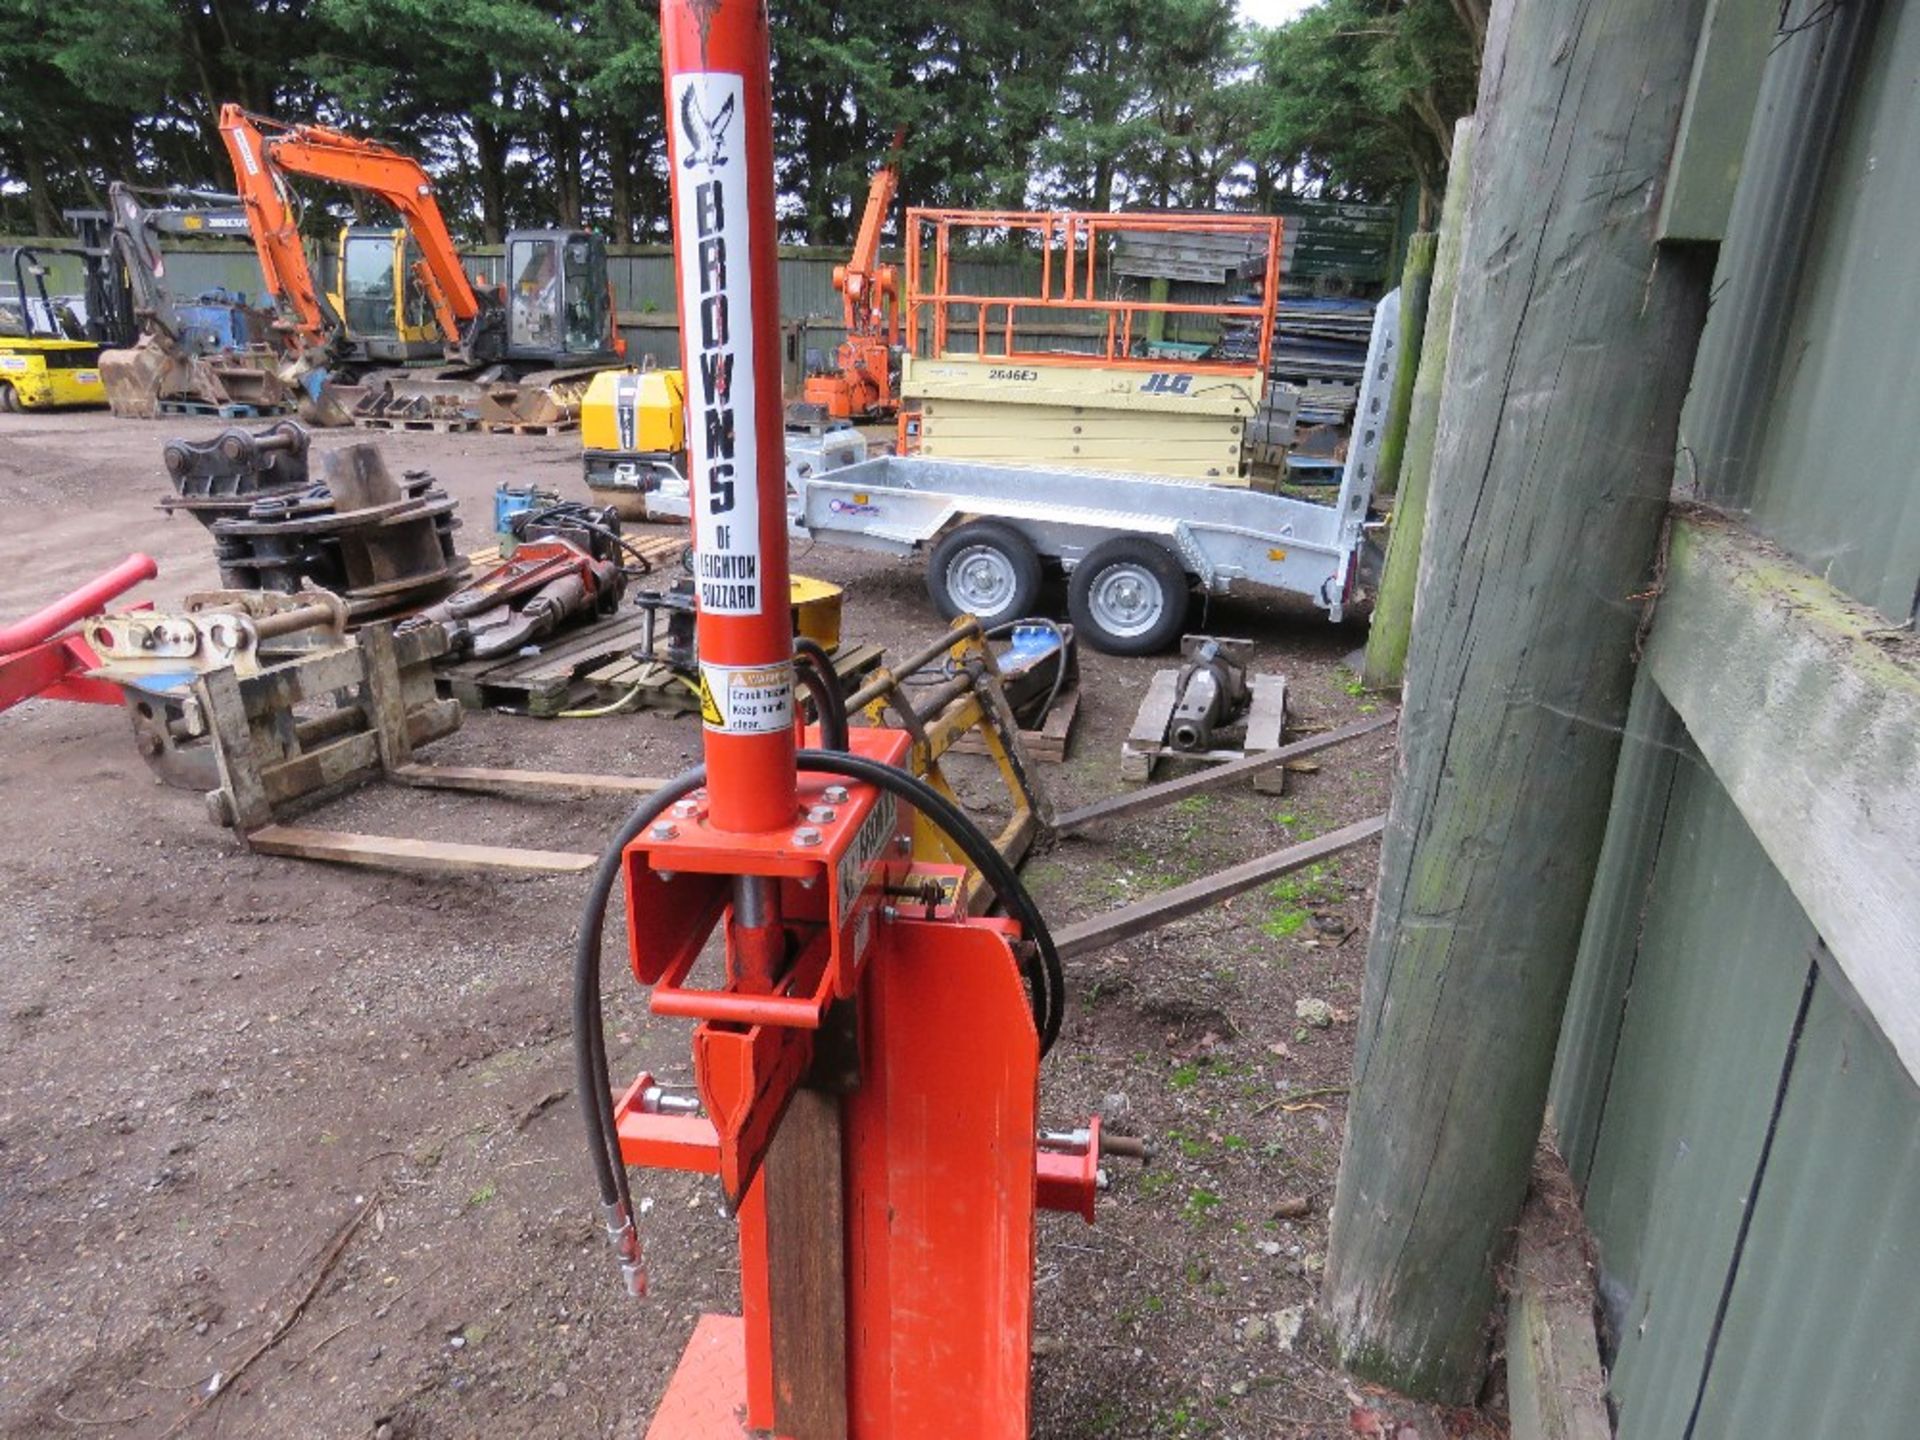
xmin=1069 ymin=536 xmax=1190 ymax=655
xmin=927 ymin=520 xmax=1043 ymax=625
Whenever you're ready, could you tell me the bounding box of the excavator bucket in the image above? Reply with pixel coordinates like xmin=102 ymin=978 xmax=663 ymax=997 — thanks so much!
xmin=99 ymin=340 xmax=176 ymax=419
xmin=348 ymin=374 xmax=485 ymax=429
xmin=475 ymin=370 xmax=595 ymax=430
xmin=299 ymin=382 xmax=357 ymax=429
xmin=99 ymin=334 xmax=300 ymax=419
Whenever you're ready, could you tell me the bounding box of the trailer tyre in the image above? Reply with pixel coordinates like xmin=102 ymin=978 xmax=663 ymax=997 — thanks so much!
xmin=927 ymin=520 xmax=1043 ymax=626
xmin=1069 ymin=537 xmax=1190 ymax=655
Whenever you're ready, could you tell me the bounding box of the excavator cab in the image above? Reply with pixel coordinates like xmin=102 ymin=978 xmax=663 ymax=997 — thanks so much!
xmin=332 ymin=226 xmax=439 ymax=363
xmin=503 ymin=230 xmax=619 ymax=366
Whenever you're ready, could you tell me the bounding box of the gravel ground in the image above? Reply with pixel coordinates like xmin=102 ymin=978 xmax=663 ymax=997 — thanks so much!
xmin=0 ymin=410 xmax=1501 ymax=1439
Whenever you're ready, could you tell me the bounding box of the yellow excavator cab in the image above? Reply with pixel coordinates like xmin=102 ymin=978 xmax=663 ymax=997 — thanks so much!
xmin=331 ymin=226 xmax=440 ymax=363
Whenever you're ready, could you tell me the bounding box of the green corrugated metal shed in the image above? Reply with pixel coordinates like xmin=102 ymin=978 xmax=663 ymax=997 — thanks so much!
xmin=1688 ymin=979 xmax=1920 ymax=1434
xmin=1553 ymin=722 xmax=1820 ymax=1434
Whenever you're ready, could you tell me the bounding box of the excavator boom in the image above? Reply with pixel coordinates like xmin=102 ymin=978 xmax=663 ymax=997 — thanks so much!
xmin=216 ymin=112 xmax=338 ymax=346
xmin=842 ymin=134 xmax=902 ymax=334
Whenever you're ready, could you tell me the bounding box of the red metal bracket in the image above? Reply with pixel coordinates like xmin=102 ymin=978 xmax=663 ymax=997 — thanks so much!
xmin=0 ymin=554 xmax=158 ymax=713
xmin=623 ymin=727 xmax=914 ymax=998
xmin=619 ymin=728 xmax=917 ymax=1205
xmin=1036 ymin=1115 xmax=1104 ymax=1224
xmin=618 ymin=1090 xmax=1109 ymax=1224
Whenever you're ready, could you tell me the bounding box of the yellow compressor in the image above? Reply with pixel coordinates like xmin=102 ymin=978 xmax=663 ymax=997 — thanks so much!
xmin=581 ymin=366 xmax=687 ymax=519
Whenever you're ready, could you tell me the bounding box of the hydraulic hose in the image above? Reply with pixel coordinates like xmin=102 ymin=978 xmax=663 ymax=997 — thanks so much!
xmin=571 ymin=765 xmax=708 ymax=1292
xmin=519 ymin=501 xmax=659 ymax=577
xmin=795 ymin=750 xmax=1064 ymax=1056
xmin=897 ymin=616 xmax=1070 ymax=730
xmin=572 ymin=748 xmax=1066 ymax=1289
xmin=983 ymin=616 xmax=1069 ymax=731
xmin=792 ymin=637 xmax=850 ymax=751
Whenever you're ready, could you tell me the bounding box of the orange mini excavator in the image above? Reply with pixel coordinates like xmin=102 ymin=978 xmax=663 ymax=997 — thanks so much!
xmin=799 ymin=134 xmax=904 ymax=423
xmin=217 ymin=105 xmax=624 ymax=426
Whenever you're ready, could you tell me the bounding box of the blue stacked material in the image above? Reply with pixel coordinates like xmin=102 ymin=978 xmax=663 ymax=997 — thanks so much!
xmin=1268 ymin=297 xmax=1376 ymax=385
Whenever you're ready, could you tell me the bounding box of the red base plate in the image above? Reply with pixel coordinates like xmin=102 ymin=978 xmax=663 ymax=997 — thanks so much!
xmin=644 ymin=1314 xmax=751 ymax=1439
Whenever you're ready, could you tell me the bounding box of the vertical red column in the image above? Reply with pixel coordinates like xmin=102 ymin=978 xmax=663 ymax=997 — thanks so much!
xmin=662 ymin=0 xmax=797 ymax=837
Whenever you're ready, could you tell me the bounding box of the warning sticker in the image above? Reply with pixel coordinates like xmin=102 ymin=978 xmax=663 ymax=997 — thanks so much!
xmin=670 ymin=71 xmax=763 ymax=617
xmin=698 ymin=660 xmax=794 ymax=735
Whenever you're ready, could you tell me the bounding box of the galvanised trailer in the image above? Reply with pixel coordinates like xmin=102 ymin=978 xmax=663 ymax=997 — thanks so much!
xmin=791 ymin=288 xmax=1401 ymax=654
xmin=641 ymin=290 xmax=1401 ymax=654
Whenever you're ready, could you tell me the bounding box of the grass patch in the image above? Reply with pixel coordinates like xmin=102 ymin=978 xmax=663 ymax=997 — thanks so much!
xmin=1184 ymin=1186 xmax=1222 ymax=1221
xmin=1262 ymin=909 xmax=1309 ymax=939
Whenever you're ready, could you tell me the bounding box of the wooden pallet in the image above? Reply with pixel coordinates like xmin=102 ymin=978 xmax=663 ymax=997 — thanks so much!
xmin=583 ymin=640 xmax=887 ymax=717
xmin=946 ymin=683 xmax=1080 ymax=763
xmin=1121 ymin=670 xmax=1289 ymax=790
xmin=355 ymin=415 xmax=479 ymax=433
xmin=580 ymin=656 xmax=703 ymax=715
xmin=487 ymin=418 xmax=580 ymax=436
xmin=157 ymin=399 xmax=293 ymax=419
xmin=438 ymin=608 xmax=660 ymax=716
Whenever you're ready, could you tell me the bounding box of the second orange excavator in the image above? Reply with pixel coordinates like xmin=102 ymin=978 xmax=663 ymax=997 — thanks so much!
xmin=217 ymin=104 xmax=624 ymax=428
xmin=799 ymin=134 xmax=904 ymax=423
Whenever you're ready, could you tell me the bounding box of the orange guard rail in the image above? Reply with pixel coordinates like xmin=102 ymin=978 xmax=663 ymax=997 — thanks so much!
xmin=903 ymin=208 xmax=1283 ymax=377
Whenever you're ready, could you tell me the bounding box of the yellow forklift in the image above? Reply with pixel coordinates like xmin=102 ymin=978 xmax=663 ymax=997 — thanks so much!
xmin=0 ymin=248 xmax=108 ymax=411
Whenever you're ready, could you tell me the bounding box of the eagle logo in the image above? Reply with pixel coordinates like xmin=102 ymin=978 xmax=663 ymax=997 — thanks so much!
xmin=680 ymin=84 xmax=736 ymax=171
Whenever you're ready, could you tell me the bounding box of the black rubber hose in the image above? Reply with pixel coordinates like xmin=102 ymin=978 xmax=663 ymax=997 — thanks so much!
xmin=791 ymin=637 xmax=849 ymax=752
xmin=792 ymin=659 xmax=846 ymax=752
xmin=518 ymin=502 xmax=658 ymax=576
xmin=795 ymin=749 xmax=1066 ymax=1056
xmin=571 ymin=745 xmax=1067 ymax=1257
xmin=572 ymin=766 xmax=708 ymax=1222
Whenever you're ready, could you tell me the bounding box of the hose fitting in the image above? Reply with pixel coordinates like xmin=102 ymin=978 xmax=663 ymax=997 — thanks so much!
xmin=601 ymin=1199 xmax=646 ymax=1296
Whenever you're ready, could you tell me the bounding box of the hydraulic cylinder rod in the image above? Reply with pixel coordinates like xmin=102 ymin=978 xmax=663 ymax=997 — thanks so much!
xmin=663 ymin=0 xmax=797 ymax=838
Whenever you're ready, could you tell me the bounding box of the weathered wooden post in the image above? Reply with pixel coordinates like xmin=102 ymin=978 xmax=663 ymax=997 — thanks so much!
xmin=1323 ymin=0 xmax=1716 ymax=1401
xmin=1362 ymin=118 xmax=1474 ymax=692
xmin=1372 ymin=232 xmax=1437 ymax=500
